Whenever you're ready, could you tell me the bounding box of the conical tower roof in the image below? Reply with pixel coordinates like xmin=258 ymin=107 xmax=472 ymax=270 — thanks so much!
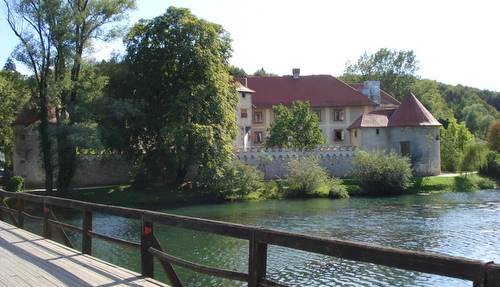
xmin=388 ymin=93 xmax=441 ymax=127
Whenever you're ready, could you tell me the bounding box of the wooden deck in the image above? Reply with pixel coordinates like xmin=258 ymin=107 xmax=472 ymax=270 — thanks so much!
xmin=0 ymin=221 xmax=169 ymax=287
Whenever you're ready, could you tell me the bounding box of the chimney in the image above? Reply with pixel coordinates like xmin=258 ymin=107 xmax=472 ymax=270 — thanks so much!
xmin=292 ymin=68 xmax=300 ymax=79
xmin=360 ymin=80 xmax=380 ymax=105
xmin=244 ymin=77 xmax=248 ymax=87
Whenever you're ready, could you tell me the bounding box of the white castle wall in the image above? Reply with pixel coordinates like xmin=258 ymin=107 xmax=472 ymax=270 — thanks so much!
xmin=235 ymin=146 xmax=356 ymax=179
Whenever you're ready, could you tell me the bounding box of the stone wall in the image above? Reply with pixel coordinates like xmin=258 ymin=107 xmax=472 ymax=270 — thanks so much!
xmin=235 ymin=146 xmax=356 ymax=179
xmin=13 ymin=125 xmax=131 ymax=188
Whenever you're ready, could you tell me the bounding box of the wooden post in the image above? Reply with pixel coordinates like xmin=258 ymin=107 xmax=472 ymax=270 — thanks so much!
xmin=42 ymin=201 xmax=51 ymax=239
xmin=16 ymin=198 xmax=24 ymax=228
xmin=82 ymin=210 xmax=92 ymax=255
xmin=0 ymin=196 xmax=3 ymax=221
xmin=141 ymin=217 xmax=154 ymax=278
xmin=248 ymin=232 xmax=267 ymax=287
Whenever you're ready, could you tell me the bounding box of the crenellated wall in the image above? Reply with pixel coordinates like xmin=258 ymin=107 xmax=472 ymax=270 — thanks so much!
xmin=235 ymin=146 xmax=356 ymax=179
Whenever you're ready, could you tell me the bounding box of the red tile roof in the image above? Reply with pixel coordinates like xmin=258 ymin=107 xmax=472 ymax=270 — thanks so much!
xmin=12 ymin=108 xmax=57 ymax=126
xmin=244 ymin=75 xmax=375 ymax=108
xmin=388 ymin=93 xmax=441 ymax=127
xmin=349 ymin=93 xmax=441 ymax=129
xmin=349 ymin=83 xmax=400 ymax=106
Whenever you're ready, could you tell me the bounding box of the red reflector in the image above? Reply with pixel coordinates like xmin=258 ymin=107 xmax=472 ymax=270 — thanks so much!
xmin=144 ymin=226 xmax=152 ymax=235
xmin=43 ymin=207 xmax=49 ymax=214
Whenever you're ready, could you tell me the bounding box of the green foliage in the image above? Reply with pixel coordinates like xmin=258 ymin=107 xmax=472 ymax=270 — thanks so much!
xmin=219 ymin=162 xmax=264 ymax=200
xmin=253 ymin=67 xmax=277 ymax=77
xmin=286 ymin=157 xmax=347 ymax=198
xmin=487 ymin=120 xmax=500 ymax=153
xmin=438 ymin=83 xmax=499 ymax=139
xmin=479 ymin=151 xmax=500 ymax=179
xmin=266 ymin=101 xmax=325 ymax=149
xmin=329 ymin=178 xmax=349 ymax=199
xmin=6 ymin=176 xmax=24 ymax=192
xmin=114 ymin=7 xmax=238 ymax=189
xmin=440 ymin=118 xmax=475 ymax=172
xmin=343 ymin=48 xmax=419 ymax=100
xmin=352 ymin=150 xmax=414 ymax=195
xmin=460 ymin=141 xmax=488 ymax=173
xmin=0 ymin=70 xmax=30 ymax=168
xmin=453 ymin=176 xmax=474 ymax=192
xmin=229 ymin=66 xmax=247 ymax=77
xmin=475 ymin=177 xmax=496 ymax=189
xmin=410 ymin=79 xmax=453 ymax=120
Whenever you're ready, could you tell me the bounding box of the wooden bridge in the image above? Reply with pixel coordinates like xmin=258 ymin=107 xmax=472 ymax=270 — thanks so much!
xmin=0 ymin=189 xmax=499 ymax=287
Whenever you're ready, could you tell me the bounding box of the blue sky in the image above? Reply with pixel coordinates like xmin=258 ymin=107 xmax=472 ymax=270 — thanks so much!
xmin=1 ymin=0 xmax=500 ymax=91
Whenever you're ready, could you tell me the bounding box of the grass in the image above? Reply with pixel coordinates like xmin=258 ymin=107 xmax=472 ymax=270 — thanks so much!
xmin=19 ymin=174 xmax=497 ymax=208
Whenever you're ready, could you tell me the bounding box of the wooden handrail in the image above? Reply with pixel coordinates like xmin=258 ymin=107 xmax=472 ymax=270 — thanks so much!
xmin=0 ymin=189 xmax=499 ymax=287
xmin=149 ymin=247 xmax=248 ymax=282
xmin=88 ymin=230 xmax=140 ymax=249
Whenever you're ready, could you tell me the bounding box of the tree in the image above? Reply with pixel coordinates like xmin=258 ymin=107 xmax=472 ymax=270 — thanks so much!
xmin=266 ymin=101 xmax=325 ymax=149
xmin=487 ymin=120 xmax=500 ymax=153
xmin=440 ymin=118 xmax=475 ymax=172
xmin=410 ymin=79 xmax=453 ymax=121
xmin=229 ymin=65 xmax=247 ymax=77
xmin=3 ymin=58 xmax=16 ymax=71
xmin=460 ymin=141 xmax=488 ymax=173
xmin=3 ymin=0 xmax=135 ymax=192
xmin=343 ymin=48 xmax=419 ymax=100
xmin=253 ymin=67 xmax=277 ymax=77
xmin=0 ymin=70 xmax=30 ymax=168
xmin=4 ymin=0 xmax=57 ymax=191
xmin=121 ymin=7 xmax=239 ymax=189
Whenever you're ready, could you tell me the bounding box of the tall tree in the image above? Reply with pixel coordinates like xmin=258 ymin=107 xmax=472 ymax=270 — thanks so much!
xmin=0 ymin=69 xmax=30 ymax=168
xmin=3 ymin=0 xmax=135 ymax=192
xmin=253 ymin=67 xmax=277 ymax=77
xmin=487 ymin=120 xmax=500 ymax=153
xmin=4 ymin=0 xmax=56 ymax=191
xmin=440 ymin=118 xmax=475 ymax=172
xmin=229 ymin=65 xmax=247 ymax=77
xmin=122 ymin=7 xmax=239 ymax=188
xmin=343 ymin=48 xmax=419 ymax=100
xmin=266 ymin=101 xmax=325 ymax=149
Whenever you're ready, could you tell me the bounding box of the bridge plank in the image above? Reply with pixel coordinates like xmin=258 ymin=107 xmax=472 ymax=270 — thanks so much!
xmin=0 ymin=221 xmax=169 ymax=287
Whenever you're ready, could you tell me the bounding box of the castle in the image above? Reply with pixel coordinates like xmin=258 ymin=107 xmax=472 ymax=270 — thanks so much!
xmin=234 ymin=69 xmax=441 ymax=176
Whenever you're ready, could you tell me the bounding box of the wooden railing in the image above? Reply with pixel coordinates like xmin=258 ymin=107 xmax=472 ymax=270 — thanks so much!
xmin=0 ymin=189 xmax=498 ymax=287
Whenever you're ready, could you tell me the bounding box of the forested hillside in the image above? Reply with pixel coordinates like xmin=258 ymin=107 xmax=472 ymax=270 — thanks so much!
xmin=340 ymin=48 xmax=500 ymax=139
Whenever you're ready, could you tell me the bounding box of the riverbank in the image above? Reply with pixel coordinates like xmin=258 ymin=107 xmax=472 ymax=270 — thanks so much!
xmin=28 ymin=174 xmax=498 ymax=208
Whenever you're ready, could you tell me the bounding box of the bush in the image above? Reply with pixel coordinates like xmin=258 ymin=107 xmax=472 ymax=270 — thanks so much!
xmin=220 ymin=161 xmax=264 ymax=200
xmin=6 ymin=176 xmax=24 ymax=192
xmin=286 ymin=157 xmax=348 ymax=199
xmin=479 ymin=151 xmax=500 ymax=179
xmin=475 ymin=177 xmax=496 ymax=189
xmin=329 ymin=178 xmax=349 ymax=199
xmin=352 ymin=150 xmax=413 ymax=195
xmin=453 ymin=176 xmax=474 ymax=192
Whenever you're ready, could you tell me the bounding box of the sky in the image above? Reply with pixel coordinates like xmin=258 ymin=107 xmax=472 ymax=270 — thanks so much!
xmin=1 ymin=0 xmax=500 ymax=91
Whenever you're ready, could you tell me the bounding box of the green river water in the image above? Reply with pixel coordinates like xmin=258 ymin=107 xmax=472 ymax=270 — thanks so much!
xmin=23 ymin=190 xmax=500 ymax=286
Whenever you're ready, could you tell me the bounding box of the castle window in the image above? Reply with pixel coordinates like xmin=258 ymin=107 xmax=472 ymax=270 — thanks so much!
xmin=253 ymin=131 xmax=264 ymax=144
xmin=400 ymin=141 xmax=411 ymax=157
xmin=376 ymin=129 xmax=380 ymax=135
xmin=354 ymin=130 xmax=358 ymax=138
xmin=334 ymin=129 xmax=344 ymax=142
xmin=253 ymin=110 xmax=264 ymax=123
xmin=240 ymin=108 xmax=248 ymax=118
xmin=333 ymin=109 xmax=345 ymax=121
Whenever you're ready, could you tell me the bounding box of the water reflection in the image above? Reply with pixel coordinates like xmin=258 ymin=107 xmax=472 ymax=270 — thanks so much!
xmin=26 ymin=190 xmax=500 ymax=286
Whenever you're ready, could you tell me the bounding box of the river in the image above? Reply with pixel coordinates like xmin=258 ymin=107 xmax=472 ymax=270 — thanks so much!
xmin=27 ymin=190 xmax=500 ymax=286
